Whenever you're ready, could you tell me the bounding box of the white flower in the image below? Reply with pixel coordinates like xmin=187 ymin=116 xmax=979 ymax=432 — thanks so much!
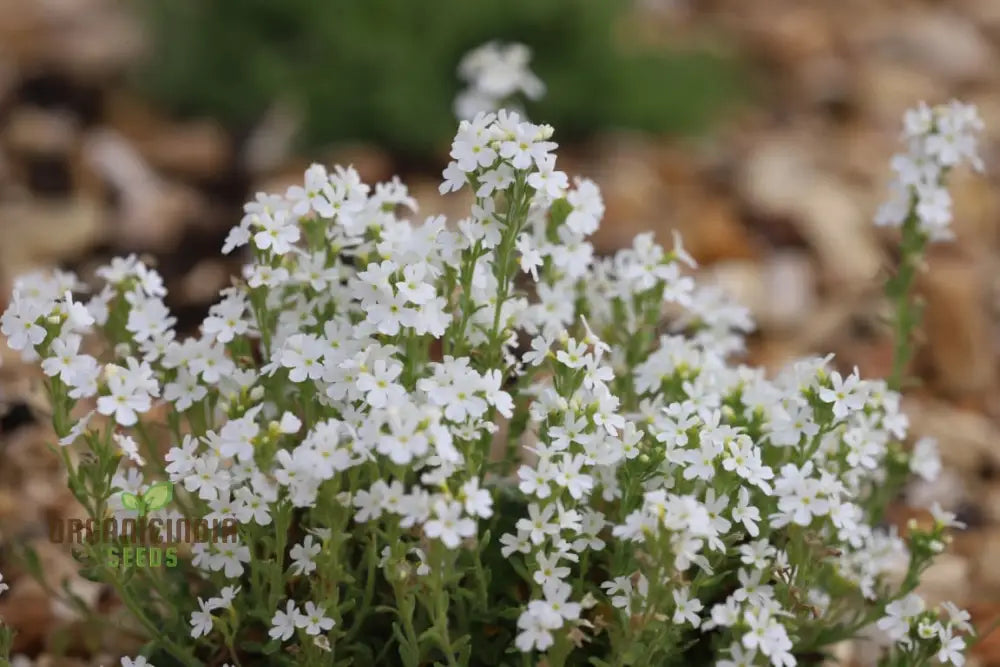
xmin=163 ymin=369 xmax=208 ymax=411
xmin=290 ymin=535 xmax=321 ymax=576
xmin=514 ymin=609 xmax=556 ymax=652
xmin=113 ymin=433 xmax=146 ymax=467
xmin=189 ymin=598 xmax=215 ymax=638
xmin=533 ymin=551 xmax=571 ymax=587
xmin=876 ymin=100 xmax=984 ymax=240
xmin=356 ymin=359 xmax=406 ymax=409
xmin=454 ymin=42 xmax=544 ymax=120
xmin=717 ymin=643 xmax=757 ymax=667
xmin=818 ymin=370 xmax=867 ymax=420
xmin=1 ymin=296 xmax=46 ymax=353
xmin=877 ymin=593 xmax=925 ymax=644
xmin=58 ymin=410 xmax=94 ymax=447
xmin=910 ymin=436 xmax=941 ymax=482
xmin=96 ymin=362 xmax=157 ymax=427
xmin=499 ymin=530 xmax=532 ymax=559
xmin=208 ymin=585 xmax=241 ymax=610
xmin=295 ymin=601 xmax=335 ymax=636
xmin=516 ymin=503 xmax=559 ymax=546
xmin=281 ymin=334 xmax=327 ymax=383
xmin=732 ymin=487 xmax=761 ymax=537
xmin=937 ymin=626 xmax=967 ymax=666
xmin=269 ymin=600 xmax=299 ymax=641
xmin=423 ymin=500 xmax=476 ymax=549
xmin=212 ymin=541 xmax=251 ymax=578
xmin=941 ymin=601 xmax=974 ymax=635
xmin=460 ymin=478 xmax=493 ymax=519
xmin=253 ymin=210 xmax=300 ymax=255
xmin=183 ymin=455 xmax=230 ymax=502
xmin=672 ymin=586 xmax=704 ymax=628
xmin=286 ymin=163 xmax=335 ymax=218
xmin=121 ymin=657 xmax=154 ymax=667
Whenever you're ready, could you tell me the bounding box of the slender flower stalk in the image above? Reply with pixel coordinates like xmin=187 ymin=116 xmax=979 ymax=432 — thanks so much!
xmin=875 ymin=100 xmax=985 ymax=391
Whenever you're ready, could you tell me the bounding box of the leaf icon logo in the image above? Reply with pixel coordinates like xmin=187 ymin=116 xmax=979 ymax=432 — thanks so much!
xmin=144 ymin=482 xmax=173 ymax=511
xmin=119 ymin=482 xmax=173 ymax=516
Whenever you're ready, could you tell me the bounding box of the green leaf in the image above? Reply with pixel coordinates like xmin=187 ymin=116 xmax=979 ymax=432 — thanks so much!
xmin=392 ymin=622 xmax=419 ymax=667
xmin=59 ymin=578 xmax=93 ymax=616
xmin=20 ymin=544 xmax=44 ymax=579
xmin=548 ymin=197 xmax=573 ymax=229
xmin=143 ymin=482 xmax=174 ymax=511
xmin=119 ymin=492 xmax=141 ymax=511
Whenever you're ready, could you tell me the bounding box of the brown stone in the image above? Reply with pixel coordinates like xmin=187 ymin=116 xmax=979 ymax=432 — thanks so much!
xmin=739 ymin=135 xmax=881 ymax=287
xmin=903 ymin=398 xmax=1000 ymax=475
xmin=969 ymin=603 xmax=1000 ymax=666
xmin=105 ymin=93 xmax=232 ymax=179
xmin=861 ymin=10 xmax=996 ymax=84
xmin=586 ymin=136 xmax=673 ymax=254
xmin=745 ymin=6 xmax=836 ymax=64
xmin=854 ymin=62 xmax=944 ymax=127
xmin=968 ymin=532 xmax=1000 ymax=597
xmin=137 ymin=121 xmax=231 ymax=181
xmin=82 ymin=128 xmax=206 ymax=251
xmin=916 ymin=553 xmax=971 ymax=607
xmin=950 ymin=170 xmax=1000 ymax=251
xmin=674 ymin=197 xmax=757 ymax=265
xmin=177 ymin=260 xmax=234 ymax=306
xmin=117 ymin=181 xmax=205 ymax=252
xmin=0 ymin=197 xmax=105 ymax=294
xmin=34 ymin=657 xmax=92 ymax=667
xmin=982 ymin=486 xmax=1000 ymax=525
xmin=3 ymin=107 xmax=79 ymax=156
xmin=917 ymin=253 xmax=995 ymax=397
xmin=0 ymin=0 xmax=141 ymax=79
xmin=700 ymin=251 xmax=815 ymax=332
xmin=1 ymin=578 xmax=56 ymax=654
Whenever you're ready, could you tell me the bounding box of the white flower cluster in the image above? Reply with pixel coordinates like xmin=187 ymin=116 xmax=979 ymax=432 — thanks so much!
xmin=0 ymin=105 xmax=979 ymax=666
xmin=875 ymin=100 xmax=984 ymax=241
xmin=454 ymin=41 xmax=545 ymax=121
xmin=877 ymin=593 xmax=974 ymax=666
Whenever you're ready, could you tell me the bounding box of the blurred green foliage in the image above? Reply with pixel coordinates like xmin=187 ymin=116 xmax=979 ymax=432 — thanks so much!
xmin=136 ymin=0 xmax=745 ymax=160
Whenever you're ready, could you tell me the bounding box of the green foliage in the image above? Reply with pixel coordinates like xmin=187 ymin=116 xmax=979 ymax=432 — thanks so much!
xmin=0 ymin=623 xmax=12 ymax=666
xmin=135 ymin=0 xmax=744 ymax=159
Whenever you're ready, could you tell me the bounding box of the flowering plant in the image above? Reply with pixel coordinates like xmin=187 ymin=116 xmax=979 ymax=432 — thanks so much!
xmin=0 ymin=101 xmax=985 ymax=667
xmin=454 ymin=41 xmax=545 ymax=121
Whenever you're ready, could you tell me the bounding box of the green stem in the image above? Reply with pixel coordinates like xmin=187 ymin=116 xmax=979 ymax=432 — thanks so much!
xmin=886 ymin=209 xmax=927 ymax=393
xmin=111 ymin=568 xmax=200 ymax=665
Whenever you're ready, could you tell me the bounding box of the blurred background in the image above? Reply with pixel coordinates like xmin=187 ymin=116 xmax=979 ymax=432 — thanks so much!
xmin=2 ymin=0 xmax=1000 ymax=664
